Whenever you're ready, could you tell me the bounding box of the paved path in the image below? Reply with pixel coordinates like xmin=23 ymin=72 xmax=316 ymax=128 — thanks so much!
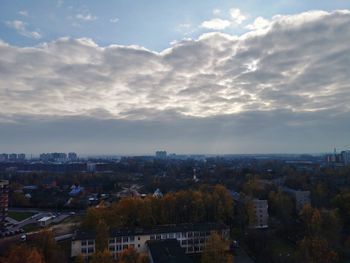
xmin=234 ymin=248 xmax=255 ymax=263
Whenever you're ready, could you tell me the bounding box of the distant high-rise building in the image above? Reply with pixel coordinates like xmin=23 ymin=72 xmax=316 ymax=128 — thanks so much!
xmin=341 ymin=151 xmax=350 ymax=165
xmin=87 ymin=163 xmax=97 ymax=173
xmin=68 ymin=152 xmax=78 ymax=161
xmin=9 ymin=153 xmax=17 ymax=161
xmin=0 ymin=180 xmax=9 ymax=231
xmin=18 ymin=153 xmax=26 ymax=161
xmin=155 ymin=151 xmax=167 ymax=159
xmin=0 ymin=154 xmax=8 ymax=162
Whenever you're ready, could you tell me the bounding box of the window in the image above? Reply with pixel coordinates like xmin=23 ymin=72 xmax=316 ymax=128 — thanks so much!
xmin=123 ymin=237 xmax=128 ymax=243
xmin=129 ymin=236 xmax=135 ymax=242
xmin=81 ymin=248 xmax=87 ymax=254
xmin=188 ymin=232 xmax=193 ymax=238
xmin=129 ymin=244 xmax=135 ymax=249
xmin=181 ymin=240 xmax=187 ymax=245
xmin=176 ymin=233 xmax=181 ymax=238
xmin=138 ymin=237 xmax=140 ymax=240
xmin=150 ymin=235 xmax=155 ymax=240
xmin=116 ymin=237 xmax=121 ymax=243
xmin=156 ymin=235 xmax=161 ymax=240
xmin=88 ymin=240 xmax=94 ymax=245
xmin=138 ymin=244 xmax=140 ymax=248
xmin=116 ymin=245 xmax=122 ymax=251
xmin=169 ymin=233 xmax=174 ymax=238
xmin=87 ymin=247 xmax=94 ymax=253
xmin=182 ymin=232 xmax=187 ymax=238
xmin=109 ymin=238 xmax=115 ymax=244
xmin=81 ymin=241 xmax=87 ymax=246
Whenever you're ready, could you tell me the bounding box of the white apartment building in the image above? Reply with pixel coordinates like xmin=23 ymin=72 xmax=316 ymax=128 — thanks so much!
xmin=250 ymin=199 xmax=269 ymax=229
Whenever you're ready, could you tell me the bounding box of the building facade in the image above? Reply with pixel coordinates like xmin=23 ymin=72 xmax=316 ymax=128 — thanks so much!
xmin=249 ymin=199 xmax=269 ymax=229
xmin=71 ymin=223 xmax=229 ymax=259
xmin=0 ymin=180 xmax=9 ymax=231
xmin=282 ymin=188 xmax=310 ymax=210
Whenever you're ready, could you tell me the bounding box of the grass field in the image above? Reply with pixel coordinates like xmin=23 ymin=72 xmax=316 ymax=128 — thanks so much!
xmin=8 ymin=211 xmax=35 ymax=221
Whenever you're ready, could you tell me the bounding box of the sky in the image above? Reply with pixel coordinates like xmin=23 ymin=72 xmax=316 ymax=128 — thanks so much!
xmin=0 ymin=0 xmax=350 ymax=155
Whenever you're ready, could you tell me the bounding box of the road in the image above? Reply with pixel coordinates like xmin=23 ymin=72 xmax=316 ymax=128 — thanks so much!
xmin=234 ymin=248 xmax=255 ymax=263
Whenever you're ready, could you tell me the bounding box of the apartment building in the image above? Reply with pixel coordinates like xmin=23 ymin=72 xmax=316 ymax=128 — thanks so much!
xmin=0 ymin=180 xmax=9 ymax=231
xmin=282 ymin=187 xmax=310 ymax=210
xmin=249 ymin=199 xmax=269 ymax=229
xmin=71 ymin=222 xmax=229 ymax=259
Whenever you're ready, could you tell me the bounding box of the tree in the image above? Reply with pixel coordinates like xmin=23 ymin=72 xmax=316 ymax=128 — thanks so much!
xmin=201 ymin=232 xmax=233 ymax=263
xmin=297 ymin=236 xmax=338 ymax=263
xmin=2 ymin=244 xmax=45 ymax=263
xmin=32 ymin=229 xmax=59 ymax=263
xmin=90 ymin=250 xmax=114 ymax=263
xmin=96 ymin=219 xmax=109 ymax=252
xmin=297 ymin=205 xmax=339 ymax=263
xmin=74 ymin=254 xmax=85 ymax=263
xmin=119 ymin=247 xmax=139 ymax=263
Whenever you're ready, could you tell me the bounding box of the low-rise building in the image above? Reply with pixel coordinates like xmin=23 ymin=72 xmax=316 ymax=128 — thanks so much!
xmin=71 ymin=222 xmax=229 ymax=259
xmin=38 ymin=215 xmax=55 ymax=227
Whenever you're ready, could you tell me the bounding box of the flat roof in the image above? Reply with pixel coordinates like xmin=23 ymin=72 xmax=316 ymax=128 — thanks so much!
xmin=147 ymin=239 xmax=193 ymax=263
xmin=73 ymin=222 xmax=228 ymax=240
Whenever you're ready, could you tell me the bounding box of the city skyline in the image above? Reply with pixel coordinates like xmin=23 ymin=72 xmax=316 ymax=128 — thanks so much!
xmin=1 ymin=1 xmax=350 ymax=154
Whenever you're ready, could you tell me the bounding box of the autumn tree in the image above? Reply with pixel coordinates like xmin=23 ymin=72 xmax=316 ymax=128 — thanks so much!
xmin=90 ymin=250 xmax=114 ymax=263
xmin=31 ymin=229 xmax=59 ymax=263
xmin=201 ymin=232 xmax=233 ymax=263
xmin=2 ymin=244 xmax=45 ymax=263
xmin=296 ymin=205 xmax=339 ymax=263
xmin=121 ymin=249 xmax=149 ymax=263
xmin=96 ymin=219 xmax=109 ymax=252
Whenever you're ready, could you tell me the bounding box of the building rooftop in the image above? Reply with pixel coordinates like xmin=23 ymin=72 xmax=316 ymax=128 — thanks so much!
xmin=147 ymin=239 xmax=193 ymax=263
xmin=73 ymin=222 xmax=228 ymax=240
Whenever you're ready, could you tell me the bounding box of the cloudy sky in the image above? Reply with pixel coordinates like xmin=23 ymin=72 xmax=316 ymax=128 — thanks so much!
xmin=0 ymin=0 xmax=350 ymax=155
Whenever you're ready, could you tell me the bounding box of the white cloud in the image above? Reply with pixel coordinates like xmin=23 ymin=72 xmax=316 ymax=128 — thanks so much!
xmin=76 ymin=14 xmax=97 ymax=21
xmin=1 ymin=10 xmax=350 ymax=122
xmin=57 ymin=0 xmax=64 ymax=7
xmin=213 ymin=9 xmax=221 ymax=16
xmin=245 ymin=16 xmax=270 ymax=30
xmin=110 ymin=18 xmax=119 ymax=23
xmin=229 ymin=8 xmax=246 ymax=24
xmin=176 ymin=23 xmax=196 ymax=35
xmin=5 ymin=20 xmax=41 ymax=39
xmin=200 ymin=18 xmax=231 ymax=30
xmin=18 ymin=10 xmax=28 ymax=17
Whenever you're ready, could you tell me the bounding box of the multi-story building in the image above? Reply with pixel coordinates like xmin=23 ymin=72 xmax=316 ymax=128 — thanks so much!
xmin=68 ymin=152 xmax=78 ymax=161
xmin=249 ymin=199 xmax=269 ymax=229
xmin=9 ymin=153 xmax=17 ymax=161
xmin=0 ymin=180 xmax=9 ymax=231
xmin=0 ymin=154 xmax=9 ymax=162
xmin=17 ymin=153 xmax=26 ymax=161
xmin=282 ymin=187 xmax=310 ymax=210
xmin=155 ymin=151 xmax=167 ymax=159
xmin=71 ymin=223 xmax=229 ymax=259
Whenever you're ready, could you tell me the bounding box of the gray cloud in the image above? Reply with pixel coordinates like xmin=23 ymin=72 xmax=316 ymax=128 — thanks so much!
xmin=0 ymin=10 xmax=350 ymax=153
